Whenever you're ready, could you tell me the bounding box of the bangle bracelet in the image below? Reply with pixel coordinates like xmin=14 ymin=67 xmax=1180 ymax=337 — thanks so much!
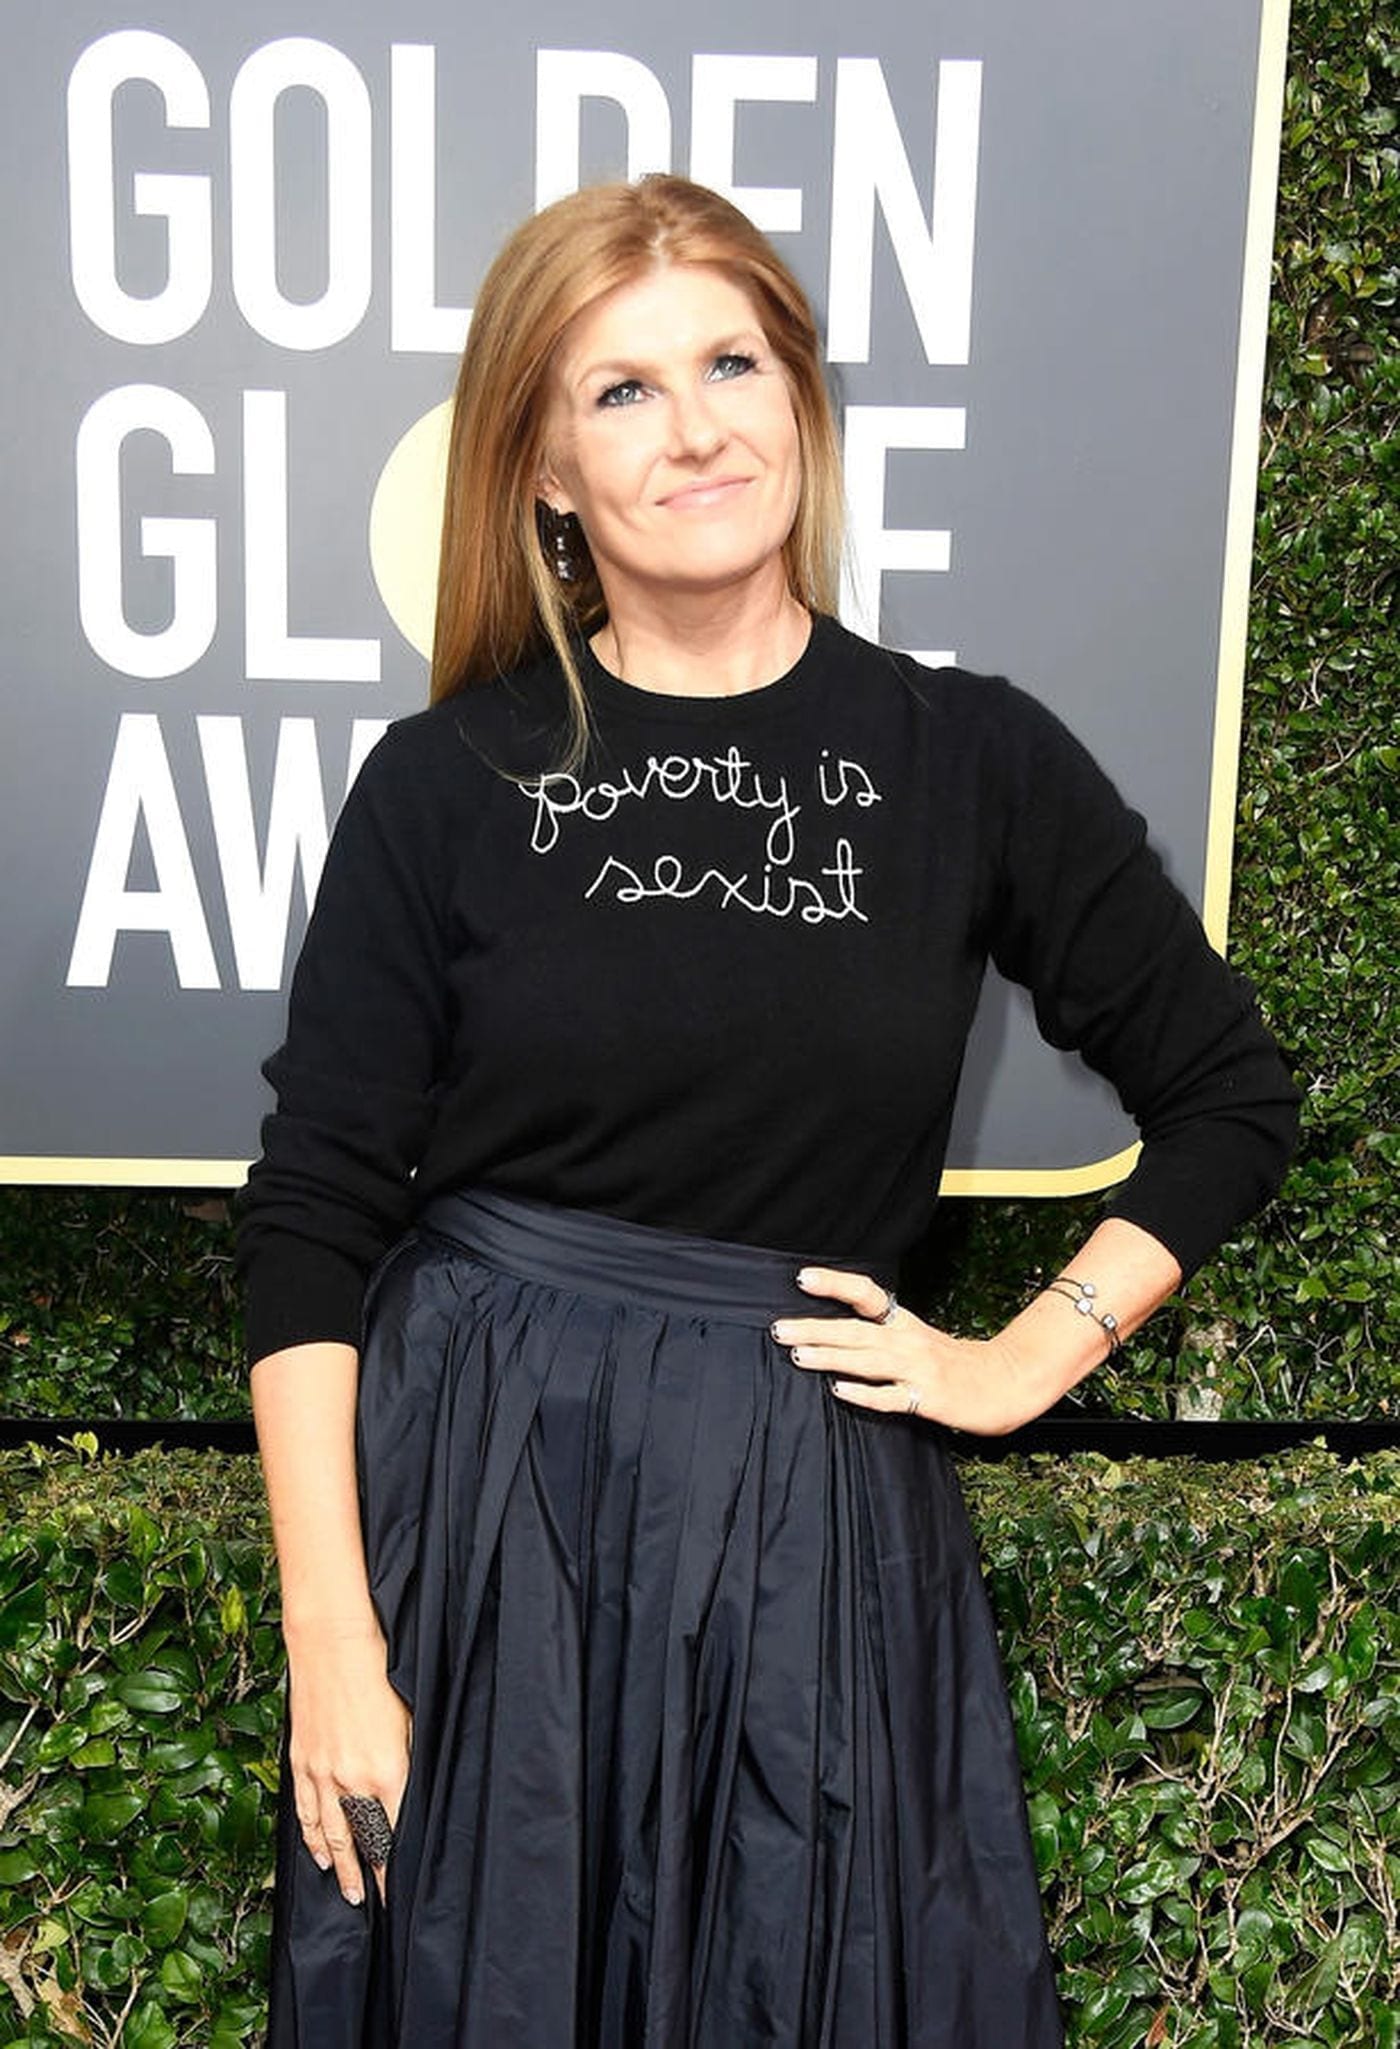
xmin=1043 ymin=1275 xmax=1123 ymax=1360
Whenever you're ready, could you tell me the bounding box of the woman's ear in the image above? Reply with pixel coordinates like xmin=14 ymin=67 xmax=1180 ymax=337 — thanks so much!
xmin=535 ymin=442 xmax=574 ymax=518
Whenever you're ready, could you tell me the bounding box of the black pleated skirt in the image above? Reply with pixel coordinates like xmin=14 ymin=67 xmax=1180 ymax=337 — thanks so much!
xmin=266 ymin=1190 xmax=1064 ymax=2047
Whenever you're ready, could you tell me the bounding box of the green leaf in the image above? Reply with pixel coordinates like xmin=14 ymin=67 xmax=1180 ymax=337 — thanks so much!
xmin=127 ymin=1505 xmax=163 ymax=1565
xmin=123 ymin=2001 xmax=179 ymax=2049
xmin=1360 ymin=1998 xmax=1399 ymax=2049
xmin=1295 ymin=1656 xmax=1339 ymax=1694
xmin=1343 ymin=1608 xmax=1380 ymax=1681
xmin=104 ymin=1556 xmax=147 ymax=1608
xmin=35 ymin=1722 xmax=89 ymax=1767
xmin=141 ymin=1889 xmax=189 ymax=1946
xmin=218 ymin=1783 xmax=263 ymax=1855
xmin=1303 ymin=1832 xmax=1353 ymax=1874
xmin=31 ymin=1914 xmax=70 ymax=1954
xmin=0 ymin=1583 xmax=46 ymax=1650
xmin=80 ymin=1790 xmax=146 ymax=1841
xmin=1075 ymin=1979 xmax=1133 ymax=2027
xmin=159 ymin=1947 xmax=204 ymax=2000
xmin=114 ymin=1670 xmax=186 ymax=1715
xmin=212 ymin=1994 xmax=264 ymax=2032
xmin=1025 ymin=1792 xmax=1061 ymax=1873
xmin=1296 ymin=1934 xmax=1344 ymax=2012
xmin=1138 ymin=1687 xmax=1206 ymax=1730
xmin=1117 ymin=1853 xmax=1180 ymax=1904
xmin=70 ymin=1736 xmax=118 ymax=1769
xmin=146 ymin=1726 xmax=216 ymax=1773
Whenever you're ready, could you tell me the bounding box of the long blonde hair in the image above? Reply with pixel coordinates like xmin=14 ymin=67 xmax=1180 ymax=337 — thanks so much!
xmin=430 ymin=176 xmax=844 ymax=742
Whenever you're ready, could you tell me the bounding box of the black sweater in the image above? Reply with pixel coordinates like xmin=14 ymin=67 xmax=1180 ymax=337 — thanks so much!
xmin=236 ymin=616 xmax=1299 ymax=1363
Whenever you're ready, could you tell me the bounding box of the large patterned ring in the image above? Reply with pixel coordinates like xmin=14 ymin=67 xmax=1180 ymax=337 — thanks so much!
xmin=338 ymin=1792 xmax=394 ymax=1867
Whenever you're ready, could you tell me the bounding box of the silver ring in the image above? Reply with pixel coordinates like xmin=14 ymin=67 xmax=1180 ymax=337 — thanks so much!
xmin=905 ymin=1389 xmax=921 ymax=1416
xmin=338 ymin=1792 xmax=394 ymax=1867
xmin=875 ymin=1288 xmax=898 ymax=1326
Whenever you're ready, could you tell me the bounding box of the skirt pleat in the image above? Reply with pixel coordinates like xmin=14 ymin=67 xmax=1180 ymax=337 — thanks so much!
xmin=266 ymin=1192 xmax=1064 ymax=2047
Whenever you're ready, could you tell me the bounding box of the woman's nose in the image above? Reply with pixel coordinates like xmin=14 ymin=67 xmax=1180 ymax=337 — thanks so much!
xmin=668 ymin=383 xmax=727 ymax=459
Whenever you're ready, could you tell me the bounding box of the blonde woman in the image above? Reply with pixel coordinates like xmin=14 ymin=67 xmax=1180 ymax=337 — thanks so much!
xmin=239 ymin=176 xmax=1297 ymax=2046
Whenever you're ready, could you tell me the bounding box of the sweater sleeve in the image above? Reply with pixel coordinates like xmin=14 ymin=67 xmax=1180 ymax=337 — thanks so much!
xmin=234 ymin=718 xmax=459 ymax=1362
xmin=984 ymin=681 xmax=1299 ymax=1278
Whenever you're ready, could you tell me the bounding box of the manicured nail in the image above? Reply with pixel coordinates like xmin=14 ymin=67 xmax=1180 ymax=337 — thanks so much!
xmin=345 ymin=1888 xmax=363 ymax=1907
xmin=795 ymin=1269 xmax=815 ymax=1288
xmin=789 ymin=1347 xmax=804 ymax=1366
xmin=314 ymin=1852 xmax=332 ymax=1871
xmin=770 ymin=1320 xmax=790 ymax=1341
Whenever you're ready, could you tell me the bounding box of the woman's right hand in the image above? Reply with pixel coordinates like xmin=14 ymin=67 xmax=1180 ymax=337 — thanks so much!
xmin=285 ymin=1617 xmax=413 ymax=1907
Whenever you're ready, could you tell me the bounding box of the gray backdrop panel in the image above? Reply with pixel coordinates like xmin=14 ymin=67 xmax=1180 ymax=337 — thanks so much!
xmin=0 ymin=0 xmax=1272 ymax=1179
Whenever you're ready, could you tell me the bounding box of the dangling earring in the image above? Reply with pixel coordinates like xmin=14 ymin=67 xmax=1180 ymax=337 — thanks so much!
xmin=553 ymin=514 xmax=579 ymax=584
xmin=537 ymin=501 xmax=582 ymax=585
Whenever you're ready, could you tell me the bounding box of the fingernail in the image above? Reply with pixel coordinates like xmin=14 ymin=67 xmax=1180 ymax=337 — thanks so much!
xmin=770 ymin=1320 xmax=790 ymax=1341
xmin=789 ymin=1347 xmax=803 ymax=1366
xmin=795 ymin=1269 xmax=815 ymax=1288
xmin=314 ymin=1852 xmax=332 ymax=1871
xmin=345 ymin=1888 xmax=363 ymax=1907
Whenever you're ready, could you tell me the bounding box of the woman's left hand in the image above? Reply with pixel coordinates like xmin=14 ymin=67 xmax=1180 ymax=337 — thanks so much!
xmin=772 ymin=1266 xmax=1054 ymax=1440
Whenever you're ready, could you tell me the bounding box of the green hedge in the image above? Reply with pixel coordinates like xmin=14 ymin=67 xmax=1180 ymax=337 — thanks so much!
xmin=0 ymin=1195 xmax=245 ymax=1423
xmin=1194 ymin=0 xmax=1400 ymax=1424
xmin=2 ymin=0 xmax=1396 ymax=1426
xmin=1 ymin=1443 xmax=1396 ymax=2046
xmin=0 ymin=1448 xmax=277 ymax=2049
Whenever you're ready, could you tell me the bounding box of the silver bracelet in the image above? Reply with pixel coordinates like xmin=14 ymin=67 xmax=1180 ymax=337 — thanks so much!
xmin=1043 ymin=1275 xmax=1123 ymax=1360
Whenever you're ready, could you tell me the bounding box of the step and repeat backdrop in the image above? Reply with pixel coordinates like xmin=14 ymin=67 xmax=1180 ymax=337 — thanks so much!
xmin=0 ymin=0 xmax=1286 ymax=1189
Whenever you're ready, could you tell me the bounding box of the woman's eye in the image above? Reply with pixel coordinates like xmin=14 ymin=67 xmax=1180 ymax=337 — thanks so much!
xmin=597 ymin=379 xmax=646 ymax=408
xmin=708 ymin=352 xmax=757 ymax=381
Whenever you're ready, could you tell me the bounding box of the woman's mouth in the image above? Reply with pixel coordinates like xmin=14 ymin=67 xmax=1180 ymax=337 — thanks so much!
xmin=658 ymin=476 xmax=752 ymax=510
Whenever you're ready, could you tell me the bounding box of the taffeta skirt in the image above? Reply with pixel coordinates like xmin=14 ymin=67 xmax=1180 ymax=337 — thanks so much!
xmin=266 ymin=1189 xmax=1065 ymax=2047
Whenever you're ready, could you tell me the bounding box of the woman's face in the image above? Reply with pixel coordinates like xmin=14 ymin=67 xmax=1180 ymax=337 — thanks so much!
xmin=540 ymin=263 xmax=802 ymax=618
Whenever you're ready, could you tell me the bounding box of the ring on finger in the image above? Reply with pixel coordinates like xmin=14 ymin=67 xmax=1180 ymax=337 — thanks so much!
xmin=905 ymin=1387 xmax=921 ymax=1416
xmin=338 ymin=1792 xmax=395 ymax=1867
xmin=874 ymin=1287 xmax=898 ymax=1326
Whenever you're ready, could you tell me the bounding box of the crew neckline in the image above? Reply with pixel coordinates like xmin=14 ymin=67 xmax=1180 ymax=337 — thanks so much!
xmin=581 ymin=612 xmax=834 ymax=725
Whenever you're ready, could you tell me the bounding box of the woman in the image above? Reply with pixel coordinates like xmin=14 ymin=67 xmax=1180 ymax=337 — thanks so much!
xmin=238 ymin=176 xmax=1298 ymax=2046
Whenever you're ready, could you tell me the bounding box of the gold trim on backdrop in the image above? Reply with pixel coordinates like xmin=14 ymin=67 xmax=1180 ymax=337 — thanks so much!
xmin=1202 ymin=0 xmax=1292 ymax=953
xmin=0 ymin=1157 xmax=250 ymax=1188
xmin=1 ymin=1146 xmax=1145 ymax=1198
xmin=940 ymin=1143 xmax=1141 ymax=1199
